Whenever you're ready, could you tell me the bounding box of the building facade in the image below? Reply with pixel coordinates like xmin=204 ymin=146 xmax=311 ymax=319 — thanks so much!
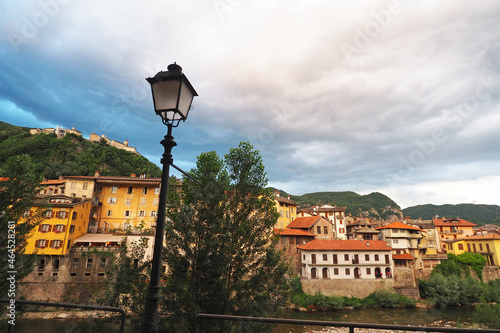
xmin=273 ymin=191 xmax=298 ymax=229
xmin=297 ymin=204 xmax=347 ymax=239
xmin=24 ymin=195 xmax=91 ymax=256
xmin=433 ymin=217 xmax=477 ymax=253
xmin=298 ymin=239 xmax=393 ymax=280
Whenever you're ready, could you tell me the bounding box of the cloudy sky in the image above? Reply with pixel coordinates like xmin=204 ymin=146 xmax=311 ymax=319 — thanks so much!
xmin=1 ymin=0 xmax=499 ymax=209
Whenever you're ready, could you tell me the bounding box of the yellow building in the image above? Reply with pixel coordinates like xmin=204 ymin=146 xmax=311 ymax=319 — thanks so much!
xmin=442 ymin=239 xmax=468 ymax=256
xmin=24 ymin=195 xmax=91 ymax=255
xmin=274 ymin=191 xmax=298 ymax=229
xmin=94 ymin=175 xmax=161 ymax=232
xmin=463 ymin=233 xmax=500 ymax=266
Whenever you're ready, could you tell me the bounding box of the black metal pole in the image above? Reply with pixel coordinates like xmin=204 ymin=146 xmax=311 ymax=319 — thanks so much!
xmin=142 ymin=124 xmax=176 ymax=333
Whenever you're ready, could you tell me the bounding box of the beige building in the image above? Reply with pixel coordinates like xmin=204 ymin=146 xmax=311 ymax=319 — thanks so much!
xmin=298 ymin=204 xmax=347 ymax=239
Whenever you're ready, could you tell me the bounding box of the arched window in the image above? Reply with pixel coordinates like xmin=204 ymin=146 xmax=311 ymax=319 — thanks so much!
xmin=322 ymin=267 xmax=329 ymax=279
xmin=311 ymin=268 xmax=318 ymax=279
xmin=354 ymin=267 xmax=361 ymax=279
xmin=385 ymin=267 xmax=392 ymax=278
xmin=375 ymin=267 xmax=382 ymax=278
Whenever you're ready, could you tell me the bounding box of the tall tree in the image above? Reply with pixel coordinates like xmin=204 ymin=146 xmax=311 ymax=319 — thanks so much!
xmin=0 ymin=155 xmax=46 ymax=298
xmin=161 ymin=142 xmax=291 ymax=332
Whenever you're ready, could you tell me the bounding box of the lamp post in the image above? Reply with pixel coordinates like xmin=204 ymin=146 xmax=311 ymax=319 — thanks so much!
xmin=142 ymin=63 xmax=198 ymax=333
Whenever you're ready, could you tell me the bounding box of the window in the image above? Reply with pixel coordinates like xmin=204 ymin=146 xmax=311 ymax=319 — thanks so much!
xmin=72 ymin=212 xmax=77 ymax=220
xmin=393 ymin=239 xmax=399 ymax=244
xmin=37 ymin=239 xmax=48 ymax=248
xmin=317 ymin=226 xmax=321 ymax=234
xmin=44 ymin=211 xmax=53 ymax=218
xmin=334 ymin=268 xmax=339 ymax=275
xmin=154 ymin=187 xmax=160 ymax=194
xmin=69 ymin=225 xmax=75 ymax=234
xmin=311 ymin=254 xmax=316 ymax=264
xmin=374 ymin=254 xmax=379 ymax=261
xmin=142 ymin=187 xmax=148 ymax=195
xmin=323 ymin=254 xmax=327 ymax=261
xmin=333 ymin=254 xmax=338 ymax=264
xmin=38 ymin=258 xmax=45 ymax=270
xmin=51 ymin=240 xmax=62 ymax=248
xmin=86 ymin=258 xmax=93 ymax=268
xmin=385 ymin=255 xmax=390 ymax=264
xmin=479 ymin=243 xmax=483 ymax=251
xmin=108 ymin=197 xmax=117 ymax=204
xmin=73 ymin=258 xmax=79 ymax=267
xmin=447 ymin=244 xmax=453 ymax=250
xmin=153 ymin=198 xmax=159 ymax=205
xmin=345 ymin=268 xmax=350 ymax=275
xmin=366 ymin=268 xmax=371 ymax=275
xmin=111 ymin=186 xmax=117 ymax=193
xmin=82 ymin=182 xmax=88 ymax=190
xmin=100 ymin=258 xmax=106 ymax=268
xmin=323 ymin=226 xmax=328 ymax=234
xmin=106 ymin=210 xmax=112 ymax=217
xmin=365 ymin=254 xmax=370 ymax=261
xmin=141 ymin=198 xmax=147 ymax=205
xmin=280 ymin=210 xmax=283 ymax=217
xmin=125 ymin=198 xmax=131 ymax=206
xmin=58 ymin=211 xmax=67 ymax=219
xmin=139 ymin=210 xmax=146 ymax=217
xmin=124 ymin=210 xmax=131 ymax=217
xmin=127 ymin=186 xmax=133 ymax=194
xmin=53 ymin=259 xmax=60 ymax=269
xmin=70 ymin=182 xmax=76 ymax=189
xmin=344 ymin=254 xmax=349 ymax=261
xmin=39 ymin=224 xmax=51 ymax=233
xmin=54 ymin=225 xmax=65 ymax=233
xmin=473 ymin=244 xmax=477 ymax=252
xmin=467 ymin=244 xmax=471 ymax=252
xmin=286 ymin=211 xmax=289 ymax=218
xmin=95 ymin=186 xmax=102 ymax=194
xmin=150 ymin=211 xmax=157 ymax=217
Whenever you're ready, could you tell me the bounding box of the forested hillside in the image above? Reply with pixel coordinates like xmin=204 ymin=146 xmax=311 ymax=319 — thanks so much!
xmin=403 ymin=204 xmax=500 ymax=225
xmin=0 ymin=121 xmax=161 ymax=179
xmin=271 ymin=189 xmax=403 ymax=220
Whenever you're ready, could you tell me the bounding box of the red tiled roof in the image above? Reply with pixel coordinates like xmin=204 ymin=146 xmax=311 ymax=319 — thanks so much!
xmin=465 ymin=234 xmax=500 ymax=241
xmin=273 ymin=228 xmax=315 ymax=237
xmin=376 ymin=221 xmax=422 ymax=231
xmin=433 ymin=218 xmax=477 ymax=227
xmin=392 ymin=253 xmax=415 ymax=260
xmin=41 ymin=179 xmax=65 ymax=185
xmin=297 ymin=239 xmax=392 ymax=251
xmin=287 ymin=216 xmax=329 ymax=229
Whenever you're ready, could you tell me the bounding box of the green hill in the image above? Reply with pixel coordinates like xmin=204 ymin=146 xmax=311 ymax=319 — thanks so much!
xmin=402 ymin=204 xmax=500 ymax=226
xmin=0 ymin=121 xmax=161 ymax=179
xmin=271 ymin=188 xmax=403 ymax=220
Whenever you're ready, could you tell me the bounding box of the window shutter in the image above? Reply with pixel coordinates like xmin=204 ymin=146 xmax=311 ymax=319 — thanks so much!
xmin=49 ymin=240 xmax=54 ymax=248
xmin=48 ymin=225 xmax=53 ymax=232
xmin=38 ymin=225 xmax=43 ymax=232
xmin=62 ymin=225 xmax=66 ymax=232
xmin=35 ymin=240 xmax=39 ymax=247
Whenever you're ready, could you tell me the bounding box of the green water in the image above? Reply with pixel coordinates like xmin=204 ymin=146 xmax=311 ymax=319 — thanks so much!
xmin=11 ymin=306 xmax=475 ymax=333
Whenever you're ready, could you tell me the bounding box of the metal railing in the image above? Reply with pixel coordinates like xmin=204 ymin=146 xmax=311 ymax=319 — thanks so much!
xmin=0 ymin=299 xmax=126 ymax=333
xmin=195 ymin=313 xmax=499 ymax=333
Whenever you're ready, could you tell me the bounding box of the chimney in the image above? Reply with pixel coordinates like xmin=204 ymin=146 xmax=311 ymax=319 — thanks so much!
xmin=275 ymin=190 xmax=279 ymax=197
xmin=131 ymin=173 xmax=136 ymax=178
xmin=287 ymin=195 xmax=291 ymax=200
xmin=94 ymin=171 xmax=100 ymax=177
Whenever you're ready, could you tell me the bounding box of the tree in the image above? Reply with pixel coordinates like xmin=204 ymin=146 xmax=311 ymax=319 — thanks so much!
xmin=98 ymin=238 xmax=150 ymax=332
xmin=161 ymin=142 xmax=291 ymax=333
xmin=0 ymin=154 xmax=46 ymax=298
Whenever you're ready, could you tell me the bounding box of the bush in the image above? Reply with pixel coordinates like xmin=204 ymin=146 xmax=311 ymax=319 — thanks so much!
xmin=365 ymin=290 xmax=400 ymax=308
xmin=473 ymin=302 xmax=500 ymax=329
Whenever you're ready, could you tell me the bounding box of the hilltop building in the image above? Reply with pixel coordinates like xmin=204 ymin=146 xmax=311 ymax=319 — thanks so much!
xmin=29 ymin=126 xmax=139 ymax=155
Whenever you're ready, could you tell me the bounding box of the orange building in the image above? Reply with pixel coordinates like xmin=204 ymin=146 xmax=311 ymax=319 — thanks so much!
xmin=24 ymin=195 xmax=91 ymax=255
xmin=433 ymin=217 xmax=477 ymax=253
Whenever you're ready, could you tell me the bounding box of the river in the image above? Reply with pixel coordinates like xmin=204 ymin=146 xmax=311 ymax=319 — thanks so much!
xmin=12 ymin=306 xmax=475 ymax=332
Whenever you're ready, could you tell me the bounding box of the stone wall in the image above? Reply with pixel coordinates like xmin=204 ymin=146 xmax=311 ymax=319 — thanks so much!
xmin=300 ymin=267 xmax=418 ymax=298
xmin=483 ymin=266 xmax=500 ymax=282
xmin=301 ymin=278 xmax=394 ymax=298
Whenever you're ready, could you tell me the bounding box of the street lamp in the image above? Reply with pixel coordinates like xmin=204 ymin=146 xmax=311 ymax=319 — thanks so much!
xmin=142 ymin=63 xmax=198 ymax=333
